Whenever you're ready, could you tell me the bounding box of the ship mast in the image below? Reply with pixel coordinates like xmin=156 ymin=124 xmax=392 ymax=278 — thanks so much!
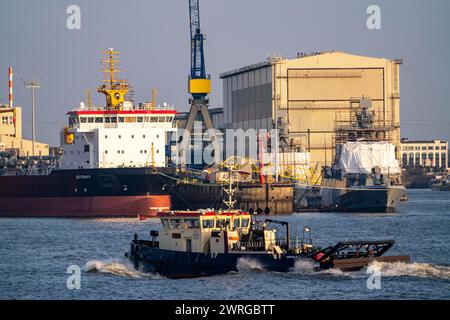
xmin=222 ymin=158 xmax=238 ymax=210
xmin=97 ymin=48 xmax=130 ymax=110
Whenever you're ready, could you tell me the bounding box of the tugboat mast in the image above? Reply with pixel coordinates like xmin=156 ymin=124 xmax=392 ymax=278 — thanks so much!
xmin=222 ymin=158 xmax=238 ymax=210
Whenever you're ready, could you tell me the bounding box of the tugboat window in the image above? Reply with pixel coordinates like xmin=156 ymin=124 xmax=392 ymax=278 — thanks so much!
xmin=202 ymin=219 xmax=214 ymax=228
xmin=185 ymin=219 xmax=200 ymax=229
xmin=170 ymin=219 xmax=182 ymax=228
xmin=216 ymin=218 xmax=230 ymax=228
xmin=161 ymin=219 xmax=169 ymax=229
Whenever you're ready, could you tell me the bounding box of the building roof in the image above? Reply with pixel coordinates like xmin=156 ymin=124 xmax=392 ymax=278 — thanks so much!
xmin=401 ymin=139 xmax=447 ymax=144
xmin=220 ymin=61 xmax=271 ymax=79
xmin=219 ymin=51 xmax=403 ymax=79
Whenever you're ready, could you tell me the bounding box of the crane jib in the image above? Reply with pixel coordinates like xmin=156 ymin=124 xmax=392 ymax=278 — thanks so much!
xmin=189 ymin=0 xmax=207 ymax=82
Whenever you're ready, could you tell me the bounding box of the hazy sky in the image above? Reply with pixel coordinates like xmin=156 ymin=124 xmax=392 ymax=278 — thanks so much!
xmin=1 ymin=0 xmax=449 ymax=146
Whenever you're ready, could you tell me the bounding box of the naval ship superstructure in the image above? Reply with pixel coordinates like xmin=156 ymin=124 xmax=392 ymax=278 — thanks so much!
xmin=0 ymin=49 xmax=177 ymax=217
xmin=320 ymin=99 xmax=406 ymax=212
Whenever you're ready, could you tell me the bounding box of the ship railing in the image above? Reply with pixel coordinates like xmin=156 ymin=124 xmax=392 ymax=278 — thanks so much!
xmin=136 ymin=239 xmax=159 ymax=248
xmin=233 ymin=241 xmax=265 ymax=251
xmin=233 ymin=238 xmax=310 ymax=252
xmin=275 ymin=238 xmax=314 ymax=251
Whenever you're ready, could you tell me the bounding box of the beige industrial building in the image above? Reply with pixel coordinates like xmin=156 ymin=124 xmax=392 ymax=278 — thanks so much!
xmin=400 ymin=139 xmax=448 ymax=171
xmin=220 ymin=51 xmax=402 ymax=167
xmin=0 ymin=105 xmax=49 ymax=156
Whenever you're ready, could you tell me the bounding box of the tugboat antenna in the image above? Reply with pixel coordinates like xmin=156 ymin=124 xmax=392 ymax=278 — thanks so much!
xmin=222 ymin=157 xmax=238 ymax=210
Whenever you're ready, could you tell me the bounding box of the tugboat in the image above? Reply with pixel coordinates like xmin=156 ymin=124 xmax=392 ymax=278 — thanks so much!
xmin=126 ymin=210 xmax=410 ymax=278
xmin=126 ymin=160 xmax=410 ymax=278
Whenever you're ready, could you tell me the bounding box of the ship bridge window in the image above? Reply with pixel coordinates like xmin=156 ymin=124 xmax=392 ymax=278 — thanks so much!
xmin=105 ymin=117 xmax=111 ymax=123
xmin=161 ymin=219 xmax=169 ymax=229
xmin=184 ymin=219 xmax=200 ymax=229
xmin=118 ymin=117 xmax=125 ymax=123
xmin=87 ymin=117 xmax=94 ymax=123
xmin=158 ymin=117 xmax=165 ymax=122
xmin=170 ymin=219 xmax=182 ymax=229
xmin=166 ymin=117 xmax=173 ymax=122
xmin=80 ymin=117 xmax=87 ymax=123
xmin=202 ymin=219 xmax=214 ymax=229
xmin=111 ymin=117 xmax=117 ymax=123
xmin=242 ymin=218 xmax=250 ymax=228
xmin=216 ymin=218 xmax=230 ymax=229
xmin=95 ymin=117 xmax=103 ymax=123
xmin=150 ymin=117 xmax=158 ymax=123
xmin=125 ymin=117 xmax=136 ymax=123
xmin=137 ymin=117 xmax=143 ymax=122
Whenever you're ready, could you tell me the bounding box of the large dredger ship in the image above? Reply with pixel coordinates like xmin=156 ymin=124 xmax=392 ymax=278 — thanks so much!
xmin=0 ymin=49 xmax=178 ymax=217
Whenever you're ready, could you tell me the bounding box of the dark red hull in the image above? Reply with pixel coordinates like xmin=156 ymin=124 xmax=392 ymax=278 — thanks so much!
xmin=0 ymin=195 xmax=171 ymax=218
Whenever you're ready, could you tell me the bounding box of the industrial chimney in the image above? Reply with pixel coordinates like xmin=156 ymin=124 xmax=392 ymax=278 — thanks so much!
xmin=8 ymin=67 xmax=13 ymax=108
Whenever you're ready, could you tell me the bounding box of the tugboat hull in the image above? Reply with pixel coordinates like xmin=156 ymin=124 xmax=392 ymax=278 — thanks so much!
xmin=127 ymin=239 xmax=410 ymax=279
xmin=128 ymin=245 xmax=310 ymax=278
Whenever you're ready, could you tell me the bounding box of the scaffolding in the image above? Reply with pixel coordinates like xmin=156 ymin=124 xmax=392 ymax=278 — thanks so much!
xmin=333 ymin=98 xmax=396 ymax=160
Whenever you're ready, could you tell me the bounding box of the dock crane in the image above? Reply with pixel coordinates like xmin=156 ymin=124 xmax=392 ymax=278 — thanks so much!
xmin=179 ymin=0 xmax=220 ymax=166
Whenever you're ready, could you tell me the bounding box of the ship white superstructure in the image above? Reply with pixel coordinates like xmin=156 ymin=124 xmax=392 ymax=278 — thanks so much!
xmin=60 ymin=107 xmax=177 ymax=169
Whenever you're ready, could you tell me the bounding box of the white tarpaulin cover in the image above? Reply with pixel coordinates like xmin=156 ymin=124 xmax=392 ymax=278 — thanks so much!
xmin=338 ymin=142 xmax=401 ymax=174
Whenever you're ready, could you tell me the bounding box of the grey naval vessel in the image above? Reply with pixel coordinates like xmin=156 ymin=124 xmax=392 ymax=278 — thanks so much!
xmin=320 ymin=99 xmax=406 ymax=212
